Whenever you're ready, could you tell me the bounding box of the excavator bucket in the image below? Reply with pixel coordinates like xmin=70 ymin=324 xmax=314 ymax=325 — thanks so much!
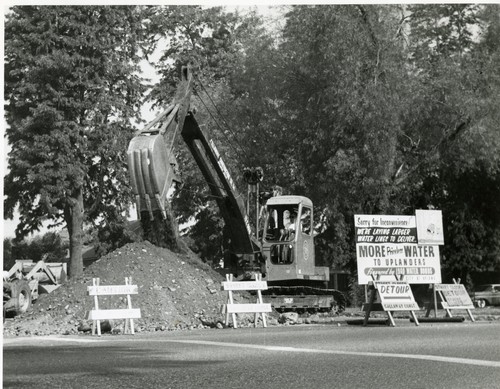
xmin=127 ymin=66 xmax=193 ymax=221
xmin=127 ymin=133 xmax=179 ymax=220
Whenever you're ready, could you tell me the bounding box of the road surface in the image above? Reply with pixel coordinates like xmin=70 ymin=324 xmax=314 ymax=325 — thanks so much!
xmin=3 ymin=321 xmax=500 ymax=388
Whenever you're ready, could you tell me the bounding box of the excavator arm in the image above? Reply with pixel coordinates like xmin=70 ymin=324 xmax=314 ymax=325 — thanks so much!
xmin=127 ymin=66 xmax=259 ymax=257
xmin=181 ymin=111 xmax=258 ymax=254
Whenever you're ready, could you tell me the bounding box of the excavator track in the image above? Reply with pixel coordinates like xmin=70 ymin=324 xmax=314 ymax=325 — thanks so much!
xmin=262 ymin=286 xmax=346 ymax=314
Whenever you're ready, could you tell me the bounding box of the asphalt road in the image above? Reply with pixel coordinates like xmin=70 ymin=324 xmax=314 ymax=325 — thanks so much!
xmin=3 ymin=321 xmax=500 ymax=388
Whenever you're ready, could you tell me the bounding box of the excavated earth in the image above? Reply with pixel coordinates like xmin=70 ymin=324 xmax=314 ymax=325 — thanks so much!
xmin=4 ymin=240 xmax=500 ymax=337
xmin=3 ymin=241 xmax=244 ymax=336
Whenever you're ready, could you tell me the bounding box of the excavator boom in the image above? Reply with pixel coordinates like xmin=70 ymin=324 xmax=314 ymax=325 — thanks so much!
xmin=181 ymin=112 xmax=257 ymax=254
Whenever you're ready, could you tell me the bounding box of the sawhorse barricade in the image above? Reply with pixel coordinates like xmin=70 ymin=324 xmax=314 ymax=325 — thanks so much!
xmin=424 ymin=278 xmax=475 ymax=322
xmin=222 ymin=274 xmax=272 ymax=328
xmin=87 ymin=277 xmax=141 ymax=336
xmin=363 ymin=275 xmax=420 ymax=327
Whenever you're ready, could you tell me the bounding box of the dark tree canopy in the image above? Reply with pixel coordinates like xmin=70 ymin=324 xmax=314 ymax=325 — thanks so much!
xmin=4 ymin=6 xmax=148 ymax=277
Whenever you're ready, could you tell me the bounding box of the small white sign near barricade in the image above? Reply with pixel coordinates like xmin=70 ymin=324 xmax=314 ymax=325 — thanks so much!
xmin=222 ymin=274 xmax=271 ymax=328
xmin=426 ymin=281 xmax=475 ymax=322
xmin=87 ymin=277 xmax=141 ymax=336
xmin=435 ymin=284 xmax=474 ymax=308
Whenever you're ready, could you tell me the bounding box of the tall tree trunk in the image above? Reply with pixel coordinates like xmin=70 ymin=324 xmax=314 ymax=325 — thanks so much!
xmin=380 ymin=127 xmax=399 ymax=213
xmin=64 ymin=187 xmax=84 ymax=278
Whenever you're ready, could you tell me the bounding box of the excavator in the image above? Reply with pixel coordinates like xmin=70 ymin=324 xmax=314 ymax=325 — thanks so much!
xmin=127 ymin=66 xmax=345 ymax=313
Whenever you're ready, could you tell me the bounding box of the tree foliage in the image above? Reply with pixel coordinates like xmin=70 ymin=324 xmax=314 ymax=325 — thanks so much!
xmin=4 ymin=6 xmax=147 ymax=277
xmin=405 ymin=4 xmax=500 ymax=284
xmin=3 ymin=232 xmax=69 ymax=271
xmin=227 ymin=5 xmax=415 ymax=269
xmin=4 ymin=4 xmax=499 ymax=287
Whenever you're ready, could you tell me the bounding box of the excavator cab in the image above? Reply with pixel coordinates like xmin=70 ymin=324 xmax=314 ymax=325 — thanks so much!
xmin=262 ymin=196 xmax=327 ymax=284
xmin=259 ymin=196 xmax=342 ymax=312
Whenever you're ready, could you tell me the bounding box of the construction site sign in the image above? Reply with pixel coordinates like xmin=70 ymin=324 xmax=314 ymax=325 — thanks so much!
xmin=424 ymin=282 xmax=475 ymax=322
xmin=355 ymin=214 xmax=442 ymax=285
xmin=374 ymin=280 xmax=420 ymax=311
xmin=87 ymin=277 xmax=141 ymax=336
xmin=435 ymin=284 xmax=474 ymax=309
xmin=362 ymin=276 xmax=420 ymax=327
xmin=355 ymin=214 xmax=417 ymax=244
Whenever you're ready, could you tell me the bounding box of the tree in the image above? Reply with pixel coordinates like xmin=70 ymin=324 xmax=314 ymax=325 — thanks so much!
xmin=229 ymin=5 xmax=413 ymax=271
xmin=3 ymin=232 xmax=69 ymax=270
xmin=3 ymin=239 xmax=15 ymax=270
xmin=404 ymin=4 xmax=500 ymax=286
xmin=408 ymin=4 xmax=479 ymax=64
xmin=4 ymin=6 xmax=147 ymax=277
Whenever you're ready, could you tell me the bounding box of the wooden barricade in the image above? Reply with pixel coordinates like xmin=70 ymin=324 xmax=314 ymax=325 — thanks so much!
xmin=425 ymin=279 xmax=475 ymax=322
xmin=222 ymin=274 xmax=272 ymax=329
xmin=363 ymin=275 xmax=420 ymax=327
xmin=87 ymin=277 xmax=141 ymax=336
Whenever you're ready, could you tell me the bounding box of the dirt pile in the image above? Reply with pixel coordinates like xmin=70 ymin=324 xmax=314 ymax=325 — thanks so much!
xmin=3 ymin=241 xmax=249 ymax=336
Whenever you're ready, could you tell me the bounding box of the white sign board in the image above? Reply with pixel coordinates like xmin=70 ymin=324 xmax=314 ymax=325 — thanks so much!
xmin=416 ymin=210 xmax=444 ymax=245
xmin=88 ymin=308 xmax=142 ymax=320
xmin=355 ymin=214 xmax=417 ymax=244
xmin=222 ymin=281 xmax=268 ymax=291
xmin=87 ymin=285 xmax=138 ymax=295
xmin=355 ymin=215 xmax=442 ymax=285
xmin=225 ymin=304 xmax=272 ymax=313
xmin=223 ymin=274 xmax=270 ymax=329
xmin=356 ymin=243 xmax=442 ymax=285
xmin=435 ymin=284 xmax=474 ymax=309
xmin=88 ymin=277 xmax=140 ymax=336
xmin=374 ymin=281 xmax=420 ymax=311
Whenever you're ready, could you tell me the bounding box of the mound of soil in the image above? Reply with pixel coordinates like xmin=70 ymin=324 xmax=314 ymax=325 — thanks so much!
xmin=3 ymin=241 xmax=248 ymax=336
